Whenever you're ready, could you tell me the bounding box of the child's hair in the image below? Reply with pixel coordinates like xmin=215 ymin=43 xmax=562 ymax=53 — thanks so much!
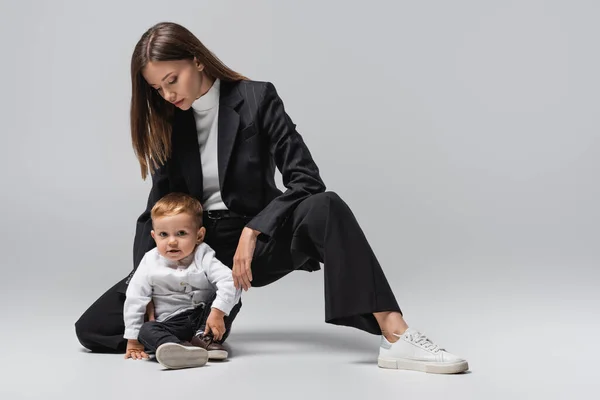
xmin=151 ymin=193 xmax=203 ymax=228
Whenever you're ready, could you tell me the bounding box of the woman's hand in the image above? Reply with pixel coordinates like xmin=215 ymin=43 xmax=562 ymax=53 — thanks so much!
xmin=203 ymin=308 xmax=226 ymax=341
xmin=124 ymin=339 xmax=148 ymax=360
xmin=232 ymin=227 xmax=260 ymax=291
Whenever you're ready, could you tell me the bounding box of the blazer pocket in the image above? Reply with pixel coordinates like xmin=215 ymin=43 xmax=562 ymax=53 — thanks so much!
xmin=240 ymin=124 xmax=258 ymax=141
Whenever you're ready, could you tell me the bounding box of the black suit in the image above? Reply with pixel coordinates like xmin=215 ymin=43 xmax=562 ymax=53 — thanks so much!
xmin=75 ymin=80 xmax=401 ymax=352
xmin=133 ymin=80 xmax=326 ymax=273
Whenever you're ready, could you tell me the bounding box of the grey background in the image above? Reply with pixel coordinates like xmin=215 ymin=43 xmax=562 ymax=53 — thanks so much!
xmin=1 ymin=0 xmax=599 ymax=399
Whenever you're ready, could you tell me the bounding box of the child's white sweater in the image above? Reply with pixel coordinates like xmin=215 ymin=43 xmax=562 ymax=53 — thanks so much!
xmin=123 ymin=242 xmax=241 ymax=340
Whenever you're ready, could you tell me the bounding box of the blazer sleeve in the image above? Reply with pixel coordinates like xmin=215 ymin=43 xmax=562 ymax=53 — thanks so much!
xmin=245 ymin=82 xmax=326 ymax=240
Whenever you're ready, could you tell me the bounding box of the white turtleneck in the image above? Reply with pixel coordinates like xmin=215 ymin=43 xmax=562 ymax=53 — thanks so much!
xmin=191 ymin=78 xmax=227 ymax=211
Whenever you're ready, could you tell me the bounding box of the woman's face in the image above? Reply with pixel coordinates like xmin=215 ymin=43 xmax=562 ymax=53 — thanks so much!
xmin=142 ymin=59 xmax=208 ymax=110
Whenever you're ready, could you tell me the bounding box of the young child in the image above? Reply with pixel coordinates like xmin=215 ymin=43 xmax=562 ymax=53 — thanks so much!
xmin=123 ymin=192 xmax=241 ymax=369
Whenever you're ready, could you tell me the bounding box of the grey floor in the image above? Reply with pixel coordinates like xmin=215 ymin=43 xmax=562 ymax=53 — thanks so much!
xmin=1 ymin=271 xmax=598 ymax=400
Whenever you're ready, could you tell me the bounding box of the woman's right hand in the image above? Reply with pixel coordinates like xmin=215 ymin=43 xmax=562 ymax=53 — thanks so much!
xmin=124 ymin=339 xmax=148 ymax=360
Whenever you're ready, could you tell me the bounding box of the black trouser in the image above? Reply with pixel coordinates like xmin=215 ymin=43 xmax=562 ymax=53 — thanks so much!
xmin=138 ymin=305 xmax=216 ymax=352
xmin=75 ymin=191 xmax=402 ymax=352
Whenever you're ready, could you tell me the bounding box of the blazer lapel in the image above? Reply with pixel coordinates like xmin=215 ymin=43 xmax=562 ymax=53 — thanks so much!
xmin=173 ymin=108 xmax=204 ymax=200
xmin=218 ymin=80 xmax=243 ymax=191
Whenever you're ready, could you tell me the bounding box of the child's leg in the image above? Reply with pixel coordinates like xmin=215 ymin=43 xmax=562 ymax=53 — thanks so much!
xmin=195 ymin=296 xmax=242 ymax=343
xmin=138 ymin=309 xmax=209 ymax=369
xmin=137 ymin=311 xmax=195 ymax=353
xmin=189 ymin=303 xmax=230 ymax=360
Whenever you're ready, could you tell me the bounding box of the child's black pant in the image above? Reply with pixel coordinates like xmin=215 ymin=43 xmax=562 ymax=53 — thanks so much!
xmin=138 ymin=302 xmax=233 ymax=352
xmin=138 ymin=306 xmax=204 ymax=352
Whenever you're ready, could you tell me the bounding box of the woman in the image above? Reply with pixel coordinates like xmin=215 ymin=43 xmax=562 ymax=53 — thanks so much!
xmin=75 ymin=22 xmax=468 ymax=374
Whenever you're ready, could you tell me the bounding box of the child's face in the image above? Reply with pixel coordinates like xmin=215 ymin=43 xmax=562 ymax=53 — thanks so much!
xmin=150 ymin=213 xmax=205 ymax=262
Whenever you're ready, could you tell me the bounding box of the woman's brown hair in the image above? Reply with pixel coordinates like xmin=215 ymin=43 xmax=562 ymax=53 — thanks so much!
xmin=130 ymin=22 xmax=246 ymax=179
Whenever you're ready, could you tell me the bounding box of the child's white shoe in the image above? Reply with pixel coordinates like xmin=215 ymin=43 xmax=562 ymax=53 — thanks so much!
xmin=378 ymin=328 xmax=468 ymax=374
xmin=155 ymin=342 xmax=209 ymax=370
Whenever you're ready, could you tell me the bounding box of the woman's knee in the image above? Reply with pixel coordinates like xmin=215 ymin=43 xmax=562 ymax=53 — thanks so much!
xmin=293 ymin=191 xmax=350 ymax=229
xmin=74 ymin=314 xmax=92 ymax=348
xmin=304 ymin=191 xmax=344 ymax=207
xmin=74 ymin=311 xmax=120 ymax=351
xmin=308 ymin=191 xmax=351 ymax=217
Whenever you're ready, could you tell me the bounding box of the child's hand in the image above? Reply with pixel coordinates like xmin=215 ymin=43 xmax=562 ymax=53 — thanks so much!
xmin=145 ymin=300 xmax=155 ymax=321
xmin=204 ymin=308 xmax=226 ymax=341
xmin=124 ymin=339 xmax=148 ymax=360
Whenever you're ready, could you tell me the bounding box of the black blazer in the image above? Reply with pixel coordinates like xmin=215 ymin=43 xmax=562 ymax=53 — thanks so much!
xmin=132 ymin=80 xmax=326 ymax=270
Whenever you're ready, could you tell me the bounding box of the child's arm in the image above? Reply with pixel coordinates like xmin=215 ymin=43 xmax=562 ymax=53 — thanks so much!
xmin=123 ymin=255 xmax=153 ymax=358
xmin=125 ymin=339 xmax=148 ymax=360
xmin=204 ymin=307 xmax=226 ymax=340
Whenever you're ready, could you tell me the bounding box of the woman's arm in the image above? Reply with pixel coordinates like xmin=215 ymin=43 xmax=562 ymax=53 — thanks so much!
xmin=245 ymin=82 xmax=326 ymax=240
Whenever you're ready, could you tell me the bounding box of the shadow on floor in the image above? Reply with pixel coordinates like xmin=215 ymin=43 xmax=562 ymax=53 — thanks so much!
xmin=226 ymin=328 xmax=378 ymax=357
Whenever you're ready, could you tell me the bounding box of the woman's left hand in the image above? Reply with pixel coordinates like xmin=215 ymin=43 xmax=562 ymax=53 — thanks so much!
xmin=232 ymin=227 xmax=260 ymax=291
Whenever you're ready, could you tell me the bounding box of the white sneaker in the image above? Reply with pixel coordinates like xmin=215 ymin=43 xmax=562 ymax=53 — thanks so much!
xmin=378 ymin=328 xmax=469 ymax=374
xmin=155 ymin=343 xmax=209 ymax=370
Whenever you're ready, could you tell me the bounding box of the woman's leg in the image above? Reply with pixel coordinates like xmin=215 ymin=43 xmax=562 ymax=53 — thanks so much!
xmin=277 ymin=191 xmax=404 ymax=336
xmin=213 ymin=191 xmax=407 ymax=338
xmin=262 ymin=191 xmax=467 ymax=373
xmin=74 ymin=277 xmax=129 ymax=352
xmin=373 ymin=312 xmax=409 ymax=342
xmin=201 ymin=216 xmax=250 ymax=341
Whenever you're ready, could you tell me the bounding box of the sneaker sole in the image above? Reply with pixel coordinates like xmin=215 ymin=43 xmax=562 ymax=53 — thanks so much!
xmin=377 ymin=357 xmax=469 ymax=374
xmin=156 ymin=343 xmax=209 ymax=370
xmin=208 ymin=349 xmax=228 ymax=361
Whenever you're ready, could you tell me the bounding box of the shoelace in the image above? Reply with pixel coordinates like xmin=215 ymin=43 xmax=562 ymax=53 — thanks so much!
xmin=409 ymin=332 xmax=442 ymax=353
xmin=194 ymin=330 xmax=215 ymax=344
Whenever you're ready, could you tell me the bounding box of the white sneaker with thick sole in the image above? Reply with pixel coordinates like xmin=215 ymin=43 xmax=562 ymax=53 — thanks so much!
xmin=378 ymin=328 xmax=469 ymax=374
xmin=155 ymin=343 xmax=209 ymax=370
